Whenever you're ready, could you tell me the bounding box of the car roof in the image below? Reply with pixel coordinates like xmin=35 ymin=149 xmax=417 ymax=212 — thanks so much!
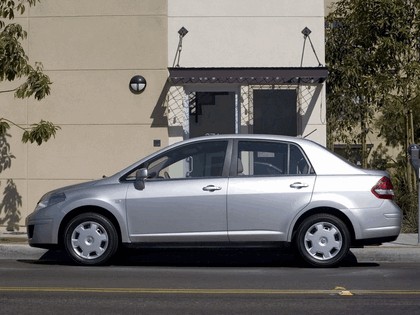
xmin=181 ymin=134 xmax=310 ymax=144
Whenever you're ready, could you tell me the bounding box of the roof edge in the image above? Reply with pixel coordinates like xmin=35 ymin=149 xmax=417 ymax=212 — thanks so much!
xmin=168 ymin=67 xmax=328 ymax=85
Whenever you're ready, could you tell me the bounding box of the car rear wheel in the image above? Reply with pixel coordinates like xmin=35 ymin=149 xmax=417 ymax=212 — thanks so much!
xmin=64 ymin=213 xmax=119 ymax=266
xmin=295 ymin=214 xmax=350 ymax=267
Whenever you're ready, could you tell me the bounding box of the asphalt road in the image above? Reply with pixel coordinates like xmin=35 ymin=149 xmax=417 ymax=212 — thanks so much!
xmin=1 ymin=248 xmax=420 ymax=314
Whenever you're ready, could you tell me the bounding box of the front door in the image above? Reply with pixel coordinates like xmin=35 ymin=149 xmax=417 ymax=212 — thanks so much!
xmin=126 ymin=140 xmax=230 ymax=242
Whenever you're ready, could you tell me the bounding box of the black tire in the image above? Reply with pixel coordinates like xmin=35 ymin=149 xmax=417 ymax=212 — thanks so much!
xmin=295 ymin=214 xmax=350 ymax=267
xmin=64 ymin=212 xmax=119 ymax=266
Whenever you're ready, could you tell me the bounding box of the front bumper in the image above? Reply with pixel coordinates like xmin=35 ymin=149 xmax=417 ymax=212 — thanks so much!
xmin=26 ymin=213 xmax=59 ymax=248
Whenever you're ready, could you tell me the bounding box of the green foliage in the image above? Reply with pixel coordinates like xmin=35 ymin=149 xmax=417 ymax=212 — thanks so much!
xmin=0 ymin=118 xmax=60 ymax=145
xmin=0 ymin=23 xmax=28 ymax=82
xmin=0 ymin=120 xmax=9 ymax=135
xmin=0 ymin=1 xmax=39 ymax=27
xmin=22 ymin=120 xmax=60 ymax=145
xmin=15 ymin=62 xmax=51 ymax=100
xmin=326 ymin=0 xmax=420 ymax=148
xmin=0 ymin=0 xmax=51 ymax=101
xmin=376 ymin=95 xmax=420 ymax=148
xmin=0 ymin=0 xmax=58 ymax=145
xmin=368 ymin=143 xmax=393 ymax=171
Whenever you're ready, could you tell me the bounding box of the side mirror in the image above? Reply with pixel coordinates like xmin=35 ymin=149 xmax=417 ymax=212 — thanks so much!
xmin=134 ymin=168 xmax=148 ymax=190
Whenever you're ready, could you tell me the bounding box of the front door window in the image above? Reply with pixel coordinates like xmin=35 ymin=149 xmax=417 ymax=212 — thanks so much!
xmin=145 ymin=140 xmax=228 ymax=179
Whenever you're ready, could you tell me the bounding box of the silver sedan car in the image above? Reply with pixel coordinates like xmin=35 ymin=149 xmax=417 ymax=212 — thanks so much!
xmin=26 ymin=134 xmax=402 ymax=267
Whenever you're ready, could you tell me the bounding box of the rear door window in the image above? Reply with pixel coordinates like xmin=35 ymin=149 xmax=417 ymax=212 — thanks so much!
xmin=236 ymin=141 xmax=313 ymax=176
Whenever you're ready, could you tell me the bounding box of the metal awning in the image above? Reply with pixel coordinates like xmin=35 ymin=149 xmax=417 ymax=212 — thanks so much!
xmin=168 ymin=67 xmax=328 ymax=85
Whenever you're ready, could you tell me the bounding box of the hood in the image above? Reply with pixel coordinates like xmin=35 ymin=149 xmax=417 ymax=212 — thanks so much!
xmin=46 ymin=178 xmax=105 ymax=195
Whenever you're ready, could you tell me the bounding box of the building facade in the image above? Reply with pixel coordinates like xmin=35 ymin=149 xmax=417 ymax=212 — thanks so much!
xmin=0 ymin=0 xmax=327 ymax=229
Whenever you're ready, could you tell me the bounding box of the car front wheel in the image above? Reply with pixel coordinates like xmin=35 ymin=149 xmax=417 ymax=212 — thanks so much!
xmin=64 ymin=213 xmax=119 ymax=266
xmin=295 ymin=214 xmax=350 ymax=267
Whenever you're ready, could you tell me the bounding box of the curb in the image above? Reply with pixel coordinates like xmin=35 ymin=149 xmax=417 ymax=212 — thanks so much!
xmin=351 ymin=247 xmax=420 ymax=263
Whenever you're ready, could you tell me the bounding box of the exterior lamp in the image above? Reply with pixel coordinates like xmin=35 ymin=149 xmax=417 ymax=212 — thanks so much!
xmin=301 ymin=27 xmax=312 ymax=37
xmin=172 ymin=26 xmax=189 ymax=67
xmin=178 ymin=26 xmax=188 ymax=37
xmin=129 ymin=75 xmax=147 ymax=94
xmin=300 ymin=26 xmax=323 ymax=67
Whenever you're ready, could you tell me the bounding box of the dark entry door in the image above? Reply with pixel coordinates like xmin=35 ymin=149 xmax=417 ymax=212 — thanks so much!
xmin=189 ymin=92 xmax=235 ymax=138
xmin=253 ymin=90 xmax=297 ymax=136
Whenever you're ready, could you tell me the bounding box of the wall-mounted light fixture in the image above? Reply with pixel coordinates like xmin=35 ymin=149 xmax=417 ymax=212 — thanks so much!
xmin=129 ymin=75 xmax=147 ymax=94
xmin=300 ymin=26 xmax=323 ymax=67
xmin=172 ymin=26 xmax=189 ymax=67
xmin=301 ymin=26 xmax=312 ymax=37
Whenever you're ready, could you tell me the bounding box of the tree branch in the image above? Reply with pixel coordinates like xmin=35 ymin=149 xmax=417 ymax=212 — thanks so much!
xmin=0 ymin=88 xmax=18 ymax=94
xmin=0 ymin=118 xmax=27 ymax=132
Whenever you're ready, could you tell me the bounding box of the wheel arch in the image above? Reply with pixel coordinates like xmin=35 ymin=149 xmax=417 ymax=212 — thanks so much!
xmin=290 ymin=207 xmax=355 ymax=244
xmin=58 ymin=206 xmax=122 ymax=247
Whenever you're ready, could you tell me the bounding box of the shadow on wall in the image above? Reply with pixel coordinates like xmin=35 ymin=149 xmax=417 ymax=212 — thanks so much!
xmin=151 ymin=80 xmax=170 ymax=128
xmin=0 ymin=134 xmax=22 ymax=231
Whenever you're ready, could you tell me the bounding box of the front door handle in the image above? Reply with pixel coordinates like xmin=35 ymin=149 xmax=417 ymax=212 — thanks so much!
xmin=203 ymin=185 xmax=222 ymax=192
xmin=290 ymin=182 xmax=309 ymax=189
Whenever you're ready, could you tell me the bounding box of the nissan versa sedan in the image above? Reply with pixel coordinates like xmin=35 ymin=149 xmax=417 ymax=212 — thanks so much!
xmin=26 ymin=134 xmax=402 ymax=267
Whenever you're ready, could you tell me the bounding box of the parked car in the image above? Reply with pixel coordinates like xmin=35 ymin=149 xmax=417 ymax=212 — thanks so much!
xmin=26 ymin=134 xmax=402 ymax=267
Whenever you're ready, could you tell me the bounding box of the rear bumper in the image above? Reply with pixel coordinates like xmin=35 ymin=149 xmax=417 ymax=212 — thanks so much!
xmin=352 ymin=234 xmax=399 ymax=247
xmin=349 ymin=201 xmax=402 ymax=244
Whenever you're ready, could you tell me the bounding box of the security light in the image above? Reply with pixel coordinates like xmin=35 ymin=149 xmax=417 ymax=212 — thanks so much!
xmin=178 ymin=26 xmax=188 ymax=38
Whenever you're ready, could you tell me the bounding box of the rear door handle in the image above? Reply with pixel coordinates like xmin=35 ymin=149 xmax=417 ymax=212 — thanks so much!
xmin=203 ymin=185 xmax=222 ymax=192
xmin=290 ymin=182 xmax=309 ymax=189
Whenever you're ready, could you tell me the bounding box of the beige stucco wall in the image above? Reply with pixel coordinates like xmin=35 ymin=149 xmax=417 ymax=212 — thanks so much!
xmin=168 ymin=0 xmax=325 ymax=68
xmin=0 ymin=0 xmax=169 ymax=228
xmin=167 ymin=0 xmax=327 ymax=144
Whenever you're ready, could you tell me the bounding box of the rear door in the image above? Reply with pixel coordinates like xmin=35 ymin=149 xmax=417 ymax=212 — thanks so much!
xmin=227 ymin=140 xmax=315 ymax=242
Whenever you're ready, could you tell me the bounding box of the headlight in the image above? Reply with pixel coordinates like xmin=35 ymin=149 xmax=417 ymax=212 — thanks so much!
xmin=36 ymin=192 xmax=66 ymax=210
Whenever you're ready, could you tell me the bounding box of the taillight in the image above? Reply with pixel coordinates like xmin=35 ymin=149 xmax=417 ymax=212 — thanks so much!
xmin=371 ymin=176 xmax=394 ymax=200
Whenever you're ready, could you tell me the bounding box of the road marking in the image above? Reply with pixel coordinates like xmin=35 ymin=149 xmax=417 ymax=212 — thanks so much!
xmin=0 ymin=287 xmax=336 ymax=294
xmin=0 ymin=287 xmax=420 ymax=295
xmin=335 ymin=286 xmax=354 ymax=296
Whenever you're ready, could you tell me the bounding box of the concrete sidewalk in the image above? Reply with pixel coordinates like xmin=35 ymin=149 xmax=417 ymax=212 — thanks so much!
xmin=0 ymin=227 xmax=27 ymax=244
xmin=351 ymin=233 xmax=420 ymax=263
xmin=0 ymin=226 xmax=419 ymax=263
